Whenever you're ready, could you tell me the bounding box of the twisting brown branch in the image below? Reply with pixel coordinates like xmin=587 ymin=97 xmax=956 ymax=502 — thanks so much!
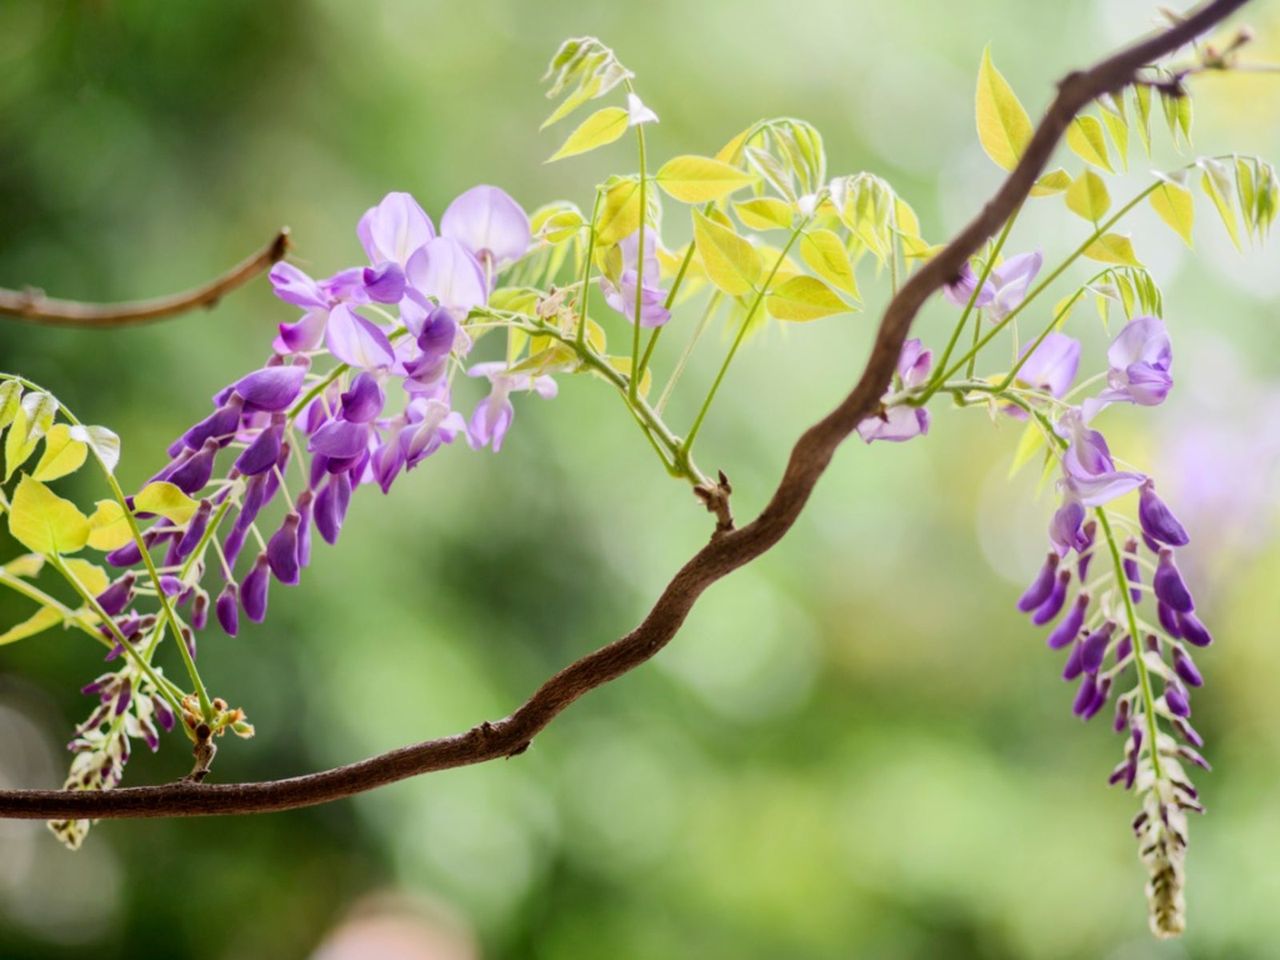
xmin=0 ymin=230 xmax=290 ymax=327
xmin=0 ymin=0 xmax=1249 ymax=820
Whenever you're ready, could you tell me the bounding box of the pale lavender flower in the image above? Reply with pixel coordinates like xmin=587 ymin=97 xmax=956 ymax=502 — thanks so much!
xmin=857 ymin=339 xmax=932 ymax=443
xmin=440 ymin=185 xmax=531 ymax=276
xmin=1084 ymin=316 xmax=1173 ymax=420
xmin=1058 ymin=409 xmax=1145 ymax=507
xmin=357 ymin=191 xmax=436 ymax=268
xmin=1013 ymin=332 xmax=1080 ymax=399
xmin=466 ymin=362 xmax=558 ymax=452
xmin=943 ymin=262 xmax=994 ymax=307
xmin=405 ymin=237 xmax=488 ymax=318
xmin=986 ymin=251 xmax=1042 ymax=321
xmin=600 ymin=230 xmax=670 ymax=328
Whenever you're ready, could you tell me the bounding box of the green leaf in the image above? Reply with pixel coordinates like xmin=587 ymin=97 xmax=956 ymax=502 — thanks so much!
xmin=1083 ymin=233 xmax=1142 ymax=267
xmin=1030 ymin=169 xmax=1072 ymax=197
xmin=1236 ymin=157 xmax=1257 ymax=239
xmin=1099 ymin=93 xmax=1129 ymax=171
xmin=7 ymin=475 xmax=90 ymax=556
xmin=32 ymin=423 xmax=88 ymax=482
xmin=733 ymin=197 xmax=794 ymax=231
xmin=1008 ymin=420 xmax=1046 ymax=479
xmin=1134 ymin=85 xmax=1153 ymax=156
xmin=692 ymin=209 xmax=762 ymax=297
xmin=134 ymin=481 xmax=199 ymax=524
xmin=62 ymin=557 xmax=110 ymax=597
xmin=0 ymin=381 xmax=21 ymax=431
xmin=547 ymin=106 xmax=629 ymax=162
xmin=1198 ymin=159 xmax=1241 ymax=250
xmin=1066 ymin=116 xmax=1113 ymax=172
xmin=1150 ymin=179 xmax=1194 ymax=246
xmin=4 ymin=392 xmax=57 ymax=481
xmin=596 ymin=177 xmax=643 ymax=246
xmin=799 ymin=229 xmax=859 ymax=297
xmin=1065 ymin=170 xmax=1111 ymax=222
xmin=655 ymin=155 xmax=757 ymax=203
xmin=975 ymin=47 xmax=1033 ymax=171
xmin=4 ymin=554 xmax=46 ymax=578
xmin=0 ymin=606 xmax=62 ymax=646
xmin=766 ymin=275 xmax=851 ymax=322
xmin=68 ymin=424 xmax=121 ymax=474
xmin=1160 ymin=90 xmax=1193 ymax=147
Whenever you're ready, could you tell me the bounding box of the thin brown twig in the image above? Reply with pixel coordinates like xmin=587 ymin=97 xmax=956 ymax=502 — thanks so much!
xmin=0 ymin=0 xmax=1250 ymax=820
xmin=0 ymin=230 xmax=290 ymax=327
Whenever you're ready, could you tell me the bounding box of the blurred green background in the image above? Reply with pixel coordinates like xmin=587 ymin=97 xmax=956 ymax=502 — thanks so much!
xmin=2 ymin=0 xmax=1279 ymax=957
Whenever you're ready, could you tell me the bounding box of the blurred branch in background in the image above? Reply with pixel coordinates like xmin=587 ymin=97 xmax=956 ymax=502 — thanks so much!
xmin=0 ymin=0 xmax=1251 ymax=821
xmin=0 ymin=229 xmax=290 ymax=327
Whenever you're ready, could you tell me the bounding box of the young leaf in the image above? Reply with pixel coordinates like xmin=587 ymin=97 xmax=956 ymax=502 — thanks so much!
xmin=547 ymin=106 xmax=629 ymax=162
xmin=975 ymin=47 xmax=1033 ymax=171
xmin=1099 ymin=93 xmax=1129 ymax=171
xmin=0 ymin=381 xmax=21 ymax=431
xmin=596 ymin=177 xmax=643 ymax=246
xmin=8 ymin=475 xmax=91 ymax=556
xmin=134 ymin=481 xmax=200 ymax=524
xmin=0 ymin=606 xmax=63 ymax=646
xmin=1030 ymin=169 xmax=1072 ymax=197
xmin=1198 ymin=159 xmax=1241 ymax=250
xmin=1150 ymin=180 xmax=1194 ymax=246
xmin=656 ymin=155 xmax=757 ymax=203
xmin=799 ymin=229 xmax=859 ymax=297
xmin=69 ymin=425 xmax=121 ymax=474
xmin=1008 ymin=420 xmax=1046 ymax=478
xmin=1066 ymin=116 xmax=1113 ymax=172
xmin=1134 ymin=84 xmax=1153 ymax=156
xmin=692 ymin=209 xmax=762 ymax=296
xmin=4 ymin=554 xmax=46 ymax=578
xmin=1065 ymin=170 xmax=1111 ymax=222
xmin=87 ymin=499 xmax=133 ymax=552
xmin=62 ymin=557 xmax=110 ymax=597
xmin=766 ymin=275 xmax=851 ymax=322
xmin=4 ymin=392 xmax=57 ymax=481
xmin=32 ymin=423 xmax=88 ymax=482
xmin=1083 ymin=233 xmax=1142 ymax=267
xmin=734 ymin=197 xmax=794 ymax=231
xmin=715 ymin=125 xmax=753 ymax=166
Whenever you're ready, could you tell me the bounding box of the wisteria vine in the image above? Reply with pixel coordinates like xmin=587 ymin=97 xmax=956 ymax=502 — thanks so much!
xmin=0 ymin=3 xmax=1275 ymax=939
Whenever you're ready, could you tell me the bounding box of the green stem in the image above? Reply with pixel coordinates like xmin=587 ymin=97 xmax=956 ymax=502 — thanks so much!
xmin=576 ymin=189 xmax=605 ymax=348
xmin=929 ymin=205 xmax=1022 ymax=382
xmin=657 ymin=292 xmax=721 ymax=415
xmin=630 ymin=122 xmax=649 ymax=402
xmin=925 ymin=182 xmax=1161 ymax=397
xmin=1096 ymin=510 xmax=1163 ymax=780
xmin=681 ymin=220 xmax=808 ymax=459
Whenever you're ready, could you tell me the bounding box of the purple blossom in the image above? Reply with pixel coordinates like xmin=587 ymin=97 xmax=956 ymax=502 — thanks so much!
xmin=943 ymin=262 xmax=994 ymax=307
xmin=1058 ymin=409 xmax=1145 ymax=507
xmin=440 ymin=185 xmax=531 ymax=275
xmin=1138 ymin=479 xmax=1190 ymax=547
xmin=466 ymin=362 xmax=558 ymax=452
xmin=1013 ymin=333 xmax=1080 ymax=399
xmin=234 ymin=364 xmax=309 ymax=412
xmin=1083 ymin=315 xmax=1173 ymax=420
xmin=357 ymin=191 xmax=436 ymax=268
xmin=986 ymin=251 xmax=1042 ymax=321
xmin=405 ymin=237 xmax=488 ymax=319
xmin=857 ymin=339 xmax=932 ymax=443
xmin=600 ymin=230 xmax=670 ymax=328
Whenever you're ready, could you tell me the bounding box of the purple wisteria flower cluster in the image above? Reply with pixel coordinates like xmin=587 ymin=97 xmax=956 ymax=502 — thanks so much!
xmin=53 ymin=187 xmax=548 ymax=816
xmin=870 ymin=242 xmax=1215 ymax=936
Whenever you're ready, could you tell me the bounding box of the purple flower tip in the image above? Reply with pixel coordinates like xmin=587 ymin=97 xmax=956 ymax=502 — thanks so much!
xmin=241 ymin=555 xmax=271 ymax=624
xmin=1177 ymin=610 xmax=1214 ymax=647
xmin=234 ymin=364 xmax=308 ymax=413
xmin=1046 ymin=593 xmax=1088 ymax=650
xmin=267 ymin=513 xmax=302 ymax=586
xmin=1153 ymin=548 xmax=1195 ymax=614
xmin=216 ymin=583 xmax=240 ymax=637
xmin=1030 ymin=569 xmax=1070 ymax=626
xmin=1017 ymin=553 xmax=1059 ymax=612
xmin=1138 ymin=479 xmax=1190 ymax=547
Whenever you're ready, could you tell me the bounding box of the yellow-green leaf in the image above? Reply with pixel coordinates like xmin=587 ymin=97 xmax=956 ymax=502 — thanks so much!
xmin=799 ymin=229 xmax=859 ymax=297
xmin=1134 ymin=84 xmax=1153 ymax=156
xmin=596 ymin=178 xmax=643 ymax=246
xmin=975 ymin=47 xmax=1033 ymax=171
xmin=734 ymin=197 xmax=794 ymax=231
xmin=0 ymin=381 xmax=21 ymax=431
xmin=1066 ymin=116 xmax=1113 ymax=172
xmin=87 ymin=500 xmax=133 ymax=552
xmin=69 ymin=424 xmax=121 ymax=474
xmin=1149 ymin=180 xmax=1194 ymax=246
xmin=3 ymin=554 xmax=46 ymax=578
xmin=714 ymin=125 xmax=753 ymax=165
xmin=547 ymin=106 xmax=629 ymax=162
xmin=1008 ymin=420 xmax=1046 ymax=479
xmin=766 ymin=275 xmax=851 ymax=322
xmin=7 ymin=475 xmax=90 ymax=556
xmin=1030 ymin=168 xmax=1072 ymax=197
xmin=134 ymin=481 xmax=199 ymax=524
xmin=0 ymin=606 xmax=62 ymax=646
xmin=1083 ymin=233 xmax=1142 ymax=267
xmin=1065 ymin=170 xmax=1111 ymax=222
xmin=62 ymin=557 xmax=110 ymax=597
xmin=692 ymin=209 xmax=762 ymax=297
xmin=3 ymin=392 xmax=55 ymax=481
xmin=32 ymin=423 xmax=88 ymax=482
xmin=1199 ymin=159 xmax=1241 ymax=250
xmin=656 ymin=154 xmax=757 ymax=203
